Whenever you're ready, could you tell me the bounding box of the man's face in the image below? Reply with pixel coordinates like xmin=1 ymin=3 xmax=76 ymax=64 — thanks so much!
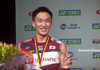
xmin=32 ymin=12 xmax=52 ymax=36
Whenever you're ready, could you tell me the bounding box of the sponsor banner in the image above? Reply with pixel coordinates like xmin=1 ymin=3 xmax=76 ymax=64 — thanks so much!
xmin=59 ymin=38 xmax=81 ymax=45
xmin=16 ymin=0 xmax=100 ymax=68
xmin=24 ymin=25 xmax=36 ymax=31
xmin=93 ymin=52 xmax=100 ymax=59
xmin=92 ymin=23 xmax=100 ymax=29
xmin=59 ymin=10 xmax=81 ymax=16
xmin=60 ymin=23 xmax=80 ymax=30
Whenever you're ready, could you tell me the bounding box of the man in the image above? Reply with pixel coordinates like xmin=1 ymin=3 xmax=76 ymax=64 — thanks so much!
xmin=19 ymin=7 xmax=72 ymax=70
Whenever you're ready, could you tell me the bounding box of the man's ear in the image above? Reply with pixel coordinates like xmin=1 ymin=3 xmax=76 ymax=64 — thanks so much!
xmin=32 ymin=21 xmax=36 ymax=27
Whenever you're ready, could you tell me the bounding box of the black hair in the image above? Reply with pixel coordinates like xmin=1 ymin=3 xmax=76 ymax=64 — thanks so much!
xmin=32 ymin=7 xmax=53 ymax=21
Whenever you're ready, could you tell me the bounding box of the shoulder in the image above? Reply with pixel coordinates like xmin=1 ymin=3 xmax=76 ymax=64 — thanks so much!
xmin=49 ymin=37 xmax=67 ymax=52
xmin=19 ymin=38 xmax=35 ymax=50
xmin=50 ymin=37 xmax=63 ymax=45
xmin=19 ymin=38 xmax=34 ymax=45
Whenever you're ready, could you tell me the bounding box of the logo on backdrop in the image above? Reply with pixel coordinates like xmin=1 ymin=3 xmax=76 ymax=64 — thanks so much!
xmin=60 ymin=23 xmax=80 ymax=30
xmin=93 ymin=68 xmax=100 ymax=70
xmin=68 ymin=52 xmax=78 ymax=60
xmin=60 ymin=24 xmax=66 ymax=30
xmin=28 ymin=11 xmax=33 ymax=16
xmin=96 ymin=10 xmax=100 ymax=15
xmin=59 ymin=38 xmax=81 ymax=45
xmin=68 ymin=52 xmax=74 ymax=57
xmin=93 ymin=52 xmax=100 ymax=59
xmin=92 ymin=39 xmax=100 ymax=44
xmin=92 ymin=23 xmax=100 ymax=29
xmin=59 ymin=9 xmax=81 ymax=16
xmin=69 ymin=68 xmax=82 ymax=70
xmin=24 ymin=25 xmax=36 ymax=31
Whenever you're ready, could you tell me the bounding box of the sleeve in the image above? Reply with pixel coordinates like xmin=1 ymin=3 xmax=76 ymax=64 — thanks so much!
xmin=19 ymin=41 xmax=34 ymax=54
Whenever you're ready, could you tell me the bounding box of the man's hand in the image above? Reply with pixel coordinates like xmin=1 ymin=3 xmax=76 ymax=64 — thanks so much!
xmin=59 ymin=42 xmax=72 ymax=69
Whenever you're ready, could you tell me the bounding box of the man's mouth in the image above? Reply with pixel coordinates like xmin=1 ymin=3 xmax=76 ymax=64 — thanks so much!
xmin=41 ymin=28 xmax=47 ymax=32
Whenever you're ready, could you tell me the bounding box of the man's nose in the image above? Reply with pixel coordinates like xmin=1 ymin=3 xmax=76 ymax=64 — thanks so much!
xmin=42 ymin=21 xmax=46 ymax=26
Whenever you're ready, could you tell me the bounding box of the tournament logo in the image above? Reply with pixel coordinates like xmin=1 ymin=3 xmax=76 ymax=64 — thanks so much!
xmin=93 ymin=52 xmax=100 ymax=58
xmin=59 ymin=38 xmax=81 ymax=45
xmin=92 ymin=39 xmax=100 ymax=44
xmin=92 ymin=23 xmax=100 ymax=29
xmin=24 ymin=25 xmax=36 ymax=31
xmin=59 ymin=10 xmax=81 ymax=16
xmin=96 ymin=10 xmax=100 ymax=15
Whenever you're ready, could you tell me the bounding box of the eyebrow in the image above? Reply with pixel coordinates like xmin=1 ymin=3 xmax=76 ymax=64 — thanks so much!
xmin=37 ymin=18 xmax=51 ymax=20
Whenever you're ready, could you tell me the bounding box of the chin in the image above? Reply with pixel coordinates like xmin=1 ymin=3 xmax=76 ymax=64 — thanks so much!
xmin=40 ymin=33 xmax=48 ymax=37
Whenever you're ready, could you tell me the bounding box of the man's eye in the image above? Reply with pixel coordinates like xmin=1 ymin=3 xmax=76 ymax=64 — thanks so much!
xmin=38 ymin=19 xmax=42 ymax=22
xmin=46 ymin=19 xmax=51 ymax=23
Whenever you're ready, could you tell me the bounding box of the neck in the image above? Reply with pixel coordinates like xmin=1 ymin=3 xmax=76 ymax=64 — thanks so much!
xmin=35 ymin=34 xmax=49 ymax=43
